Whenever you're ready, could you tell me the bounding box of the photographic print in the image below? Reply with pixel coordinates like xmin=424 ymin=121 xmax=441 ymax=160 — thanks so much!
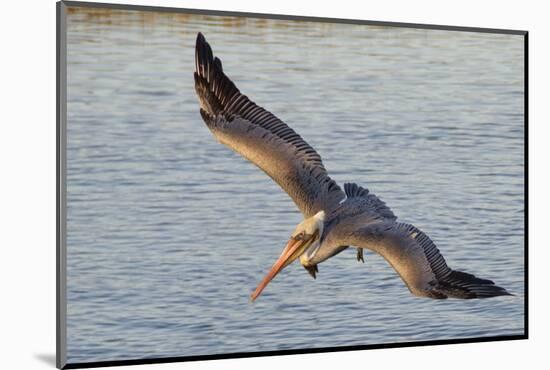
xmin=57 ymin=1 xmax=526 ymax=368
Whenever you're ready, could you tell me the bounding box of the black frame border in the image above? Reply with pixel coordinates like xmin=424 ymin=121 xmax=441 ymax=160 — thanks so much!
xmin=57 ymin=1 xmax=529 ymax=369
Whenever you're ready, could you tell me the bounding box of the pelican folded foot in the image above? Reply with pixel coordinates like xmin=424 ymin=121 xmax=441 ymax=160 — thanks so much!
xmin=304 ymin=264 xmax=319 ymax=279
xmin=356 ymin=248 xmax=364 ymax=263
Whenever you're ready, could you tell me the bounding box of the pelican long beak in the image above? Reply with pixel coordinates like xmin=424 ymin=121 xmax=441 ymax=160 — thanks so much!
xmin=250 ymin=237 xmax=310 ymax=302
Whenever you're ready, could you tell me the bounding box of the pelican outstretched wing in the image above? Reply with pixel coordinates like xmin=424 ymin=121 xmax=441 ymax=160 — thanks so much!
xmin=194 ymin=33 xmax=345 ymax=217
xmin=336 ymin=220 xmax=511 ymax=299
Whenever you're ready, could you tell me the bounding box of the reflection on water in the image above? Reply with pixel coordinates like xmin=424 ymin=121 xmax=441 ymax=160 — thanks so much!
xmin=65 ymin=7 xmax=525 ymax=364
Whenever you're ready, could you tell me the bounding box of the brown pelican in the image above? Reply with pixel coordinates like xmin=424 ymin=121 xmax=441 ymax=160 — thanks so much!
xmin=193 ymin=32 xmax=511 ymax=301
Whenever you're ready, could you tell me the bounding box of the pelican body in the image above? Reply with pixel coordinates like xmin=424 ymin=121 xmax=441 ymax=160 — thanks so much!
xmin=193 ymin=32 xmax=511 ymax=301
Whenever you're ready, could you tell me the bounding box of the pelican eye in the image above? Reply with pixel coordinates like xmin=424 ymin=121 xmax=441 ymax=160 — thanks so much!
xmin=295 ymin=232 xmax=313 ymax=241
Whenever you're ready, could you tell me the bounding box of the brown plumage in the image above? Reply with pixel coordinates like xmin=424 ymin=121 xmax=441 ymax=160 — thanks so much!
xmin=194 ymin=32 xmax=344 ymax=218
xmin=193 ymin=32 xmax=511 ymax=300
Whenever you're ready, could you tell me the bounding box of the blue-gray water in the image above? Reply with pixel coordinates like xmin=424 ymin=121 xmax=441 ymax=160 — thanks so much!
xmin=65 ymin=7 xmax=525 ymax=364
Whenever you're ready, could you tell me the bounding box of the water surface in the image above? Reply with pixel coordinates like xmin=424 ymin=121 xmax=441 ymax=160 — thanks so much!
xmin=66 ymin=7 xmax=525 ymax=363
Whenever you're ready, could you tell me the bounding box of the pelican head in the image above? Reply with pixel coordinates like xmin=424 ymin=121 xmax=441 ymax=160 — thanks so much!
xmin=250 ymin=210 xmax=325 ymax=301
